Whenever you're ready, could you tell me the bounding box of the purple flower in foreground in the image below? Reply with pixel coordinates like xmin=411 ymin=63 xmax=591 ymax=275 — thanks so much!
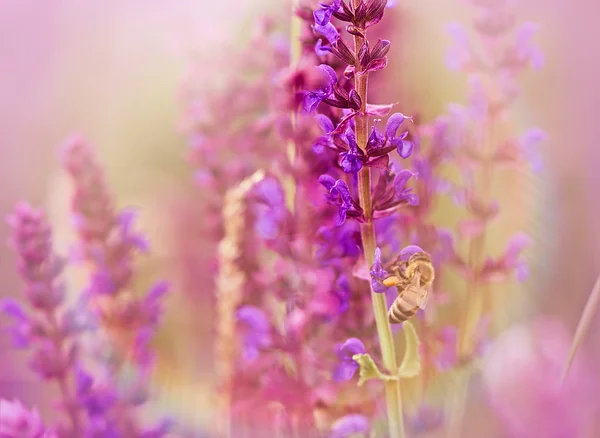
xmin=0 ymin=399 xmax=56 ymax=438
xmin=370 ymin=247 xmax=391 ymax=293
xmin=319 ymin=175 xmax=363 ymax=225
xmin=236 ymin=306 xmax=272 ymax=362
xmin=340 ymin=129 xmax=363 ymax=173
xmin=314 ymin=0 xmax=342 ymax=26
xmin=333 ymin=338 xmax=366 ymax=381
xmin=313 ymin=22 xmax=340 ymax=45
xmin=386 ymin=113 xmax=414 ymax=158
xmin=330 ymin=414 xmax=370 ymax=438
xmin=303 ymin=65 xmax=338 ymax=112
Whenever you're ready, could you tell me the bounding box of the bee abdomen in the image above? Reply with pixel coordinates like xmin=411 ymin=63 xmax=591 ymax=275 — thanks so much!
xmin=388 ymin=298 xmax=418 ymax=324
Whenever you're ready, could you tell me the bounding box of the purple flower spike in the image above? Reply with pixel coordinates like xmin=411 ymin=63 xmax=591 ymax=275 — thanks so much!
xmin=399 ymin=244 xmax=424 ymax=261
xmin=333 ymin=338 xmax=366 ymax=381
xmin=330 ymin=414 xmax=370 ymax=438
xmin=370 ymin=247 xmax=391 ymax=293
xmin=314 ymin=0 xmax=342 ymax=26
xmin=340 ymin=130 xmax=363 ymax=173
xmin=236 ymin=305 xmax=272 ymax=362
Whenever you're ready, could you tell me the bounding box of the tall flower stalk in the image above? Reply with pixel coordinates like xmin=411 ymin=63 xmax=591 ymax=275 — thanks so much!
xmin=349 ymin=2 xmax=405 ymax=436
xmin=439 ymin=0 xmax=544 ymax=435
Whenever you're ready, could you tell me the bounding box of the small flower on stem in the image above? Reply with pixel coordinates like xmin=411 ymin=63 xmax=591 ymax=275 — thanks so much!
xmin=333 ymin=338 xmax=366 ymax=381
xmin=370 ymin=247 xmax=392 ymax=293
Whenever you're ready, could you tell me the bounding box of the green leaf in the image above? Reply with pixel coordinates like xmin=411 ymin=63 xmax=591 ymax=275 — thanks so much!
xmin=352 ymin=353 xmax=398 ymax=386
xmin=398 ymin=321 xmax=421 ymax=378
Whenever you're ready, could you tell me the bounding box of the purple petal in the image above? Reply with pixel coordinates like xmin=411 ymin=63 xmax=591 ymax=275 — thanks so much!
xmin=399 ymin=245 xmax=424 ymax=261
xmin=385 ymin=112 xmax=408 ymax=139
xmin=331 ymin=414 xmax=370 ymax=438
xmin=236 ymin=306 xmax=270 ymax=333
xmin=319 ymin=174 xmax=337 ymax=191
xmin=340 ymin=337 xmax=366 ymax=357
xmin=393 ymin=169 xmax=415 ymax=192
xmin=0 ymin=298 xmax=27 ymax=320
xmin=314 ymin=9 xmax=330 ymax=26
xmin=315 ymin=39 xmax=332 ymax=56
xmin=318 ymin=64 xmax=339 ymax=87
xmin=303 ymin=92 xmax=324 ymax=113
xmin=332 ymin=361 xmax=359 ymax=381
xmin=316 ymin=114 xmax=335 ymax=134
xmin=370 ymin=247 xmax=391 ymax=293
xmin=313 ymin=22 xmax=340 ymax=44
xmin=397 ymin=140 xmax=414 ymax=158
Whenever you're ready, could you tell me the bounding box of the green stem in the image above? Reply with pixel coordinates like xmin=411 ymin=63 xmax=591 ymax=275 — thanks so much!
xmin=352 ymin=16 xmax=405 ymax=438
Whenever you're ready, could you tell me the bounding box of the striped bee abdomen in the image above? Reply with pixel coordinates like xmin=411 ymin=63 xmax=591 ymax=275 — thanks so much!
xmin=388 ymin=294 xmax=419 ymax=324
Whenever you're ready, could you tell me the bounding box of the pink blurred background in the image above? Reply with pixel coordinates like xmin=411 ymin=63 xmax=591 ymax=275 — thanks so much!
xmin=1 ymin=0 xmax=599 ymax=435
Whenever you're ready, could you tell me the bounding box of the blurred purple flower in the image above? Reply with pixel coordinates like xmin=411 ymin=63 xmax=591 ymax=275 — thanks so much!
xmin=0 ymin=399 xmax=56 ymax=438
xmin=236 ymin=306 xmax=272 ymax=362
xmin=333 ymin=338 xmax=366 ymax=381
xmin=253 ymin=177 xmax=288 ymax=240
xmin=330 ymin=414 xmax=370 ymax=438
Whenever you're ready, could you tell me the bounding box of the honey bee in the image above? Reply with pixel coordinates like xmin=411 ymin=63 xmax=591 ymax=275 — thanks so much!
xmin=383 ymin=252 xmax=435 ymax=324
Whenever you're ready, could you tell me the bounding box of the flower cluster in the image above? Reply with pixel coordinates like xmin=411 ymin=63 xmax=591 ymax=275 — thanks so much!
xmin=1 ymin=141 xmax=172 ymax=436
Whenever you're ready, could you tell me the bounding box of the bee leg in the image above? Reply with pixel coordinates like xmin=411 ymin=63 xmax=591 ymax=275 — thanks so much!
xmin=383 ymin=276 xmax=402 ymax=287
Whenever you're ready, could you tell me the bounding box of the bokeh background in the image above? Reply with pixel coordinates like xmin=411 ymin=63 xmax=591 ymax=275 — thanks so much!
xmin=1 ymin=0 xmax=599 ymax=436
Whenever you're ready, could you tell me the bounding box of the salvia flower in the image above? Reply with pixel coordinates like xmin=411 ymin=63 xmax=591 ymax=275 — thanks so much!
xmin=369 ymin=247 xmax=391 ymax=293
xmin=303 ymin=64 xmax=338 ymax=112
xmin=314 ymin=0 xmax=342 ymax=26
xmin=333 ymin=338 xmax=366 ymax=381
xmin=319 ymin=175 xmax=364 ymax=225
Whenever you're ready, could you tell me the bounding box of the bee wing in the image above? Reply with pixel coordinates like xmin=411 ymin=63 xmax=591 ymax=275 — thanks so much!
xmin=416 ymin=284 xmax=431 ymax=310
